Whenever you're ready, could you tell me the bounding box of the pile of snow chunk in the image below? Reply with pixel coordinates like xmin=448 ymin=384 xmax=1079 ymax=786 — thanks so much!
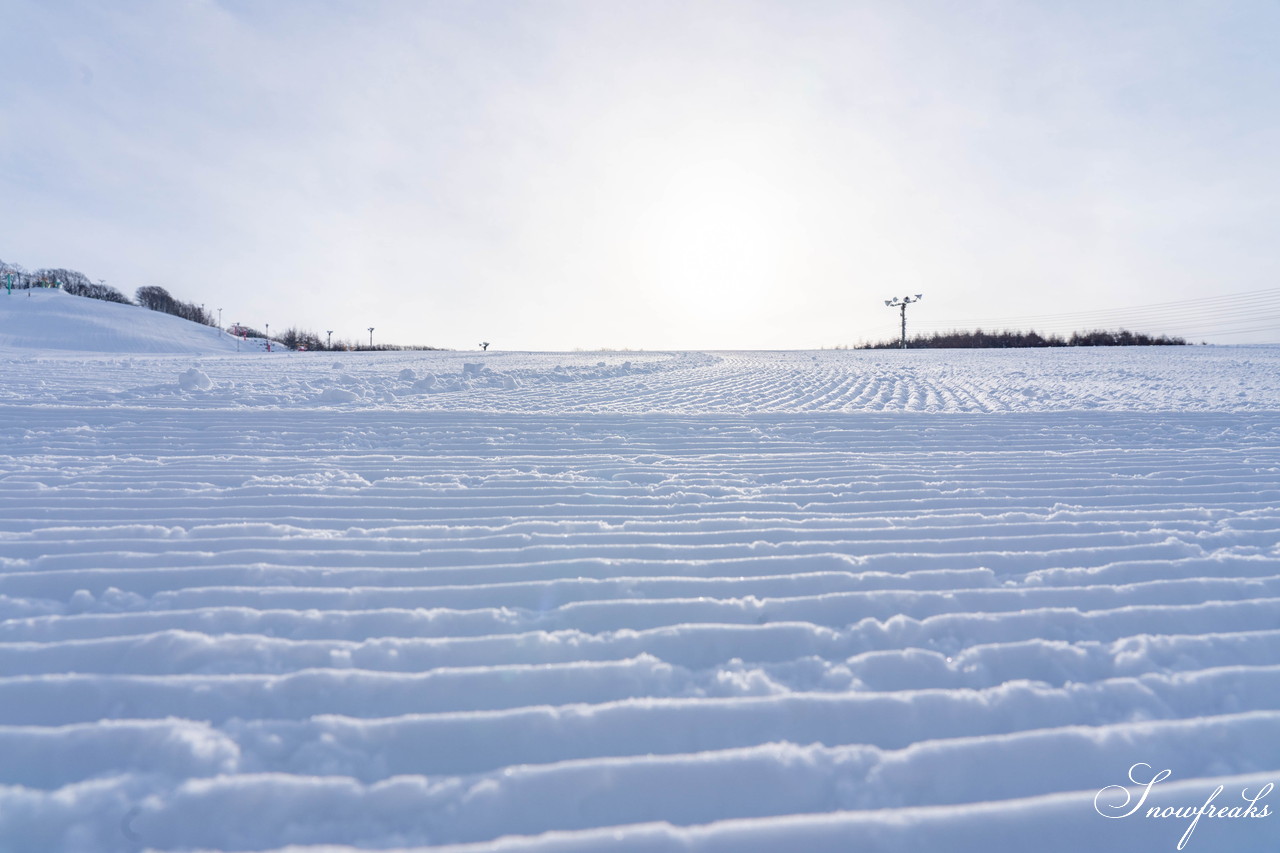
xmin=177 ymin=368 xmax=213 ymax=392
xmin=318 ymin=387 xmax=361 ymax=403
xmin=406 ymin=363 xmax=520 ymax=394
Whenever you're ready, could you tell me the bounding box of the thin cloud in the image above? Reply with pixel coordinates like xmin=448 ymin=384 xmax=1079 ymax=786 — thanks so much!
xmin=3 ymin=0 xmax=1278 ymax=349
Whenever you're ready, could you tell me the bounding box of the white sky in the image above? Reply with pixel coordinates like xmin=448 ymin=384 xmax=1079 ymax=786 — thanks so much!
xmin=3 ymin=0 xmax=1279 ymax=350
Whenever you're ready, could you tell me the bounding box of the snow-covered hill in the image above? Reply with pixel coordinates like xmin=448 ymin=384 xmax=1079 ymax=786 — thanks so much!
xmin=0 ymin=288 xmax=242 ymax=353
xmin=1 ymin=295 xmax=1278 ymax=852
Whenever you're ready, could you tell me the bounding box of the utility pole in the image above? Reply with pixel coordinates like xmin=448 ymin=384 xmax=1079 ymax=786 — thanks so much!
xmin=368 ymin=327 xmax=375 ymax=348
xmin=326 ymin=330 xmax=333 ymax=350
xmin=884 ymin=294 xmax=923 ymax=349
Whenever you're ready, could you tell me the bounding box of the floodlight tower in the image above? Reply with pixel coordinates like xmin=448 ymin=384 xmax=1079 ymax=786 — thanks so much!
xmin=884 ymin=294 xmax=923 ymax=349
xmin=368 ymin=327 xmax=375 ymax=348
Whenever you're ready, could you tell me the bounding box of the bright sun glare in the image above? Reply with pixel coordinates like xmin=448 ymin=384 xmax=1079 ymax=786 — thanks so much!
xmin=626 ymin=136 xmax=808 ymax=321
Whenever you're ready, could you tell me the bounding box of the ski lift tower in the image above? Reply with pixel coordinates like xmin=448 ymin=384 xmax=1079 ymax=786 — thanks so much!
xmin=884 ymin=294 xmax=923 ymax=349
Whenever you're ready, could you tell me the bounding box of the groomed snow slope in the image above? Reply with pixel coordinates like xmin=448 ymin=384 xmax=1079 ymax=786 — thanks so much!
xmin=1 ymin=301 xmax=1279 ymax=852
xmin=0 ymin=288 xmax=242 ymax=354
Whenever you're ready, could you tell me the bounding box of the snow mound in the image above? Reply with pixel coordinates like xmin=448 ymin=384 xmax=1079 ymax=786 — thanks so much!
xmin=318 ymin=387 xmax=361 ymax=403
xmin=177 ymin=368 xmax=213 ymax=391
xmin=0 ymin=289 xmax=242 ymax=354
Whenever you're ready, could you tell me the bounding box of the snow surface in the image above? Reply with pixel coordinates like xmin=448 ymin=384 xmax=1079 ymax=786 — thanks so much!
xmin=0 ymin=289 xmax=246 ymax=354
xmin=2 ymin=292 xmax=1279 ymax=851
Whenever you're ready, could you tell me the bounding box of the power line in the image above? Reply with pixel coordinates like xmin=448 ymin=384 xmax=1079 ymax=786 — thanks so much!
xmin=849 ymin=286 xmax=1280 ymax=346
xmin=1178 ymin=319 xmax=1280 ymax=338
xmin=909 ymin=287 xmax=1280 ymax=339
xmin=914 ymin=311 xmax=1280 ymax=335
xmin=921 ymin=287 xmax=1280 ymax=328
xmin=925 ymin=303 xmax=1280 ymax=331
